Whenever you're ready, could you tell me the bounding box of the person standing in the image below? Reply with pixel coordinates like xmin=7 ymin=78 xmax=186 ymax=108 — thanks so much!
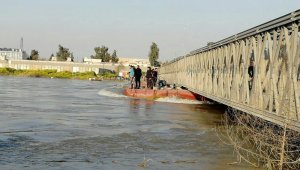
xmin=248 ymin=60 xmax=254 ymax=90
xmin=146 ymin=67 xmax=153 ymax=89
xmin=129 ymin=65 xmax=135 ymax=89
xmin=135 ymin=65 xmax=142 ymax=89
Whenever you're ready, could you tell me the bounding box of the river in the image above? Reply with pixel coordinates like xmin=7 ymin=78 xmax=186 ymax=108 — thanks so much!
xmin=0 ymin=76 xmax=255 ymax=170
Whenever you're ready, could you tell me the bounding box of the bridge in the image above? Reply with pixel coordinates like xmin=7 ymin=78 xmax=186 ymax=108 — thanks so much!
xmin=159 ymin=10 xmax=300 ymax=131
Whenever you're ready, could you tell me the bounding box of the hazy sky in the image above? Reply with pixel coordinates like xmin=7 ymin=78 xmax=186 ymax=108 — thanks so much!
xmin=0 ymin=0 xmax=299 ymax=61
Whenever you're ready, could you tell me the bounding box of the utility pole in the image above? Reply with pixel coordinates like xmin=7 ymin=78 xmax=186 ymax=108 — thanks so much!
xmin=20 ymin=37 xmax=23 ymax=51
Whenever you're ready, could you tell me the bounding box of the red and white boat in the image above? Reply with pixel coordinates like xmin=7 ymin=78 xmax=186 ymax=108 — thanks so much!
xmin=123 ymin=88 xmax=206 ymax=101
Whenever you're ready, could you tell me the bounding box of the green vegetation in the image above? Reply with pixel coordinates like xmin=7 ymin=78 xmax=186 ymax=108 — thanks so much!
xmin=148 ymin=42 xmax=160 ymax=66
xmin=49 ymin=53 xmax=54 ymax=61
xmin=91 ymin=46 xmax=110 ymax=62
xmin=91 ymin=46 xmax=119 ymax=63
xmin=0 ymin=67 xmax=121 ymax=81
xmin=0 ymin=68 xmax=99 ymax=80
xmin=101 ymin=72 xmax=117 ymax=79
xmin=0 ymin=68 xmax=15 ymax=75
xmin=56 ymin=45 xmax=73 ymax=61
xmin=111 ymin=50 xmax=119 ymax=63
xmin=27 ymin=49 xmax=39 ymax=60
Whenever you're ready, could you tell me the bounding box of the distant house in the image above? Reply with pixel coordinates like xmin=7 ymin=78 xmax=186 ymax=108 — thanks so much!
xmin=83 ymin=57 xmax=102 ymax=64
xmin=82 ymin=56 xmax=150 ymax=68
xmin=50 ymin=56 xmax=73 ymax=62
xmin=118 ymin=57 xmax=150 ymax=67
xmin=50 ymin=56 xmax=57 ymax=61
xmin=0 ymin=48 xmax=28 ymax=60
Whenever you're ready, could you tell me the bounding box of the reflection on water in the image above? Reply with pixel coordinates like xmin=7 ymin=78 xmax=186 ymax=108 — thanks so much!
xmin=0 ymin=76 xmax=257 ymax=170
xmin=129 ymin=99 xmax=155 ymax=115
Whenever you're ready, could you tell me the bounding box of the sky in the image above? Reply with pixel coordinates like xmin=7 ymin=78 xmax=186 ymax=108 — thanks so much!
xmin=0 ymin=0 xmax=299 ymax=61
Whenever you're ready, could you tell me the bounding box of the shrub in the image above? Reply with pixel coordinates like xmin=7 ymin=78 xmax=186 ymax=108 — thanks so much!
xmin=0 ymin=68 xmax=10 ymax=75
xmin=0 ymin=68 xmax=16 ymax=75
xmin=0 ymin=68 xmax=99 ymax=80
xmin=72 ymin=71 xmax=97 ymax=80
xmin=50 ymin=71 xmax=73 ymax=79
xmin=100 ymin=72 xmax=117 ymax=79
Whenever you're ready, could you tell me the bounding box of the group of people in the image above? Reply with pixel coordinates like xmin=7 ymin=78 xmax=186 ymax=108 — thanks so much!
xmin=145 ymin=67 xmax=158 ymax=89
xmin=128 ymin=65 xmax=158 ymax=89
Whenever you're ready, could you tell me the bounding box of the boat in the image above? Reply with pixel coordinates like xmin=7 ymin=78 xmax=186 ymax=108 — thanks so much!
xmin=123 ymin=88 xmax=205 ymax=101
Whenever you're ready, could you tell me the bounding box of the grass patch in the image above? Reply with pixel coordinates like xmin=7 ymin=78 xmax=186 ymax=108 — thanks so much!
xmin=99 ymin=72 xmax=117 ymax=79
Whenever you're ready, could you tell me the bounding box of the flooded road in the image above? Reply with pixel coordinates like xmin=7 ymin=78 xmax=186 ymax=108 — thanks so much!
xmin=0 ymin=76 xmax=253 ymax=170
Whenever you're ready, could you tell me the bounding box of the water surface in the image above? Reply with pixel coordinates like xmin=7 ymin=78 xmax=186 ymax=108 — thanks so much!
xmin=0 ymin=76 xmax=254 ymax=169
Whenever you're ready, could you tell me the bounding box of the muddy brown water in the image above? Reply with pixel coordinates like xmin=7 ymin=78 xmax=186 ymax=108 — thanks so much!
xmin=0 ymin=76 xmax=258 ymax=170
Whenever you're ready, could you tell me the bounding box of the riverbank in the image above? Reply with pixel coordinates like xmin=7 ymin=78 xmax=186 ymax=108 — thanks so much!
xmin=217 ymin=108 xmax=300 ymax=169
xmin=0 ymin=67 xmax=117 ymax=80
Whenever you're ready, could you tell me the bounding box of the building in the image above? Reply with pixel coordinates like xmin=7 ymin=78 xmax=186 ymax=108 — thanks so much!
xmin=0 ymin=59 xmax=115 ymax=74
xmin=50 ymin=56 xmax=74 ymax=62
xmin=118 ymin=57 xmax=150 ymax=67
xmin=0 ymin=48 xmax=27 ymax=60
xmin=83 ymin=57 xmax=102 ymax=64
xmin=82 ymin=56 xmax=149 ymax=67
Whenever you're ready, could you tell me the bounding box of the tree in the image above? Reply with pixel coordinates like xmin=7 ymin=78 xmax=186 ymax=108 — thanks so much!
xmin=148 ymin=42 xmax=159 ymax=66
xmin=91 ymin=46 xmax=111 ymax=62
xmin=56 ymin=45 xmax=71 ymax=61
xmin=49 ymin=53 xmax=54 ymax=61
xmin=28 ymin=49 xmax=39 ymax=60
xmin=70 ymin=53 xmax=74 ymax=62
xmin=111 ymin=50 xmax=119 ymax=63
xmin=154 ymin=60 xmax=161 ymax=67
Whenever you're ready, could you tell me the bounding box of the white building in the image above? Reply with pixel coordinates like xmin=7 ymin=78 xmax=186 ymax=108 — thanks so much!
xmin=0 ymin=48 xmax=27 ymax=60
xmin=82 ymin=56 xmax=150 ymax=67
xmin=50 ymin=56 xmax=73 ymax=62
xmin=118 ymin=57 xmax=150 ymax=67
xmin=83 ymin=57 xmax=102 ymax=64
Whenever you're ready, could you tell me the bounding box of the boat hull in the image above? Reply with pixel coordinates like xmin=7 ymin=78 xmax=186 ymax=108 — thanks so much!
xmin=124 ymin=88 xmax=204 ymax=100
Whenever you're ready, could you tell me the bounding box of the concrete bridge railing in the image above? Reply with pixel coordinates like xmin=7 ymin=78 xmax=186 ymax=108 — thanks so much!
xmin=159 ymin=10 xmax=300 ymax=131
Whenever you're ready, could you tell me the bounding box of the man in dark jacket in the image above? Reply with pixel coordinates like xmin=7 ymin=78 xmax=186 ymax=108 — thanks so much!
xmin=248 ymin=60 xmax=254 ymax=90
xmin=135 ymin=65 xmax=142 ymax=89
xmin=146 ymin=67 xmax=153 ymax=89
